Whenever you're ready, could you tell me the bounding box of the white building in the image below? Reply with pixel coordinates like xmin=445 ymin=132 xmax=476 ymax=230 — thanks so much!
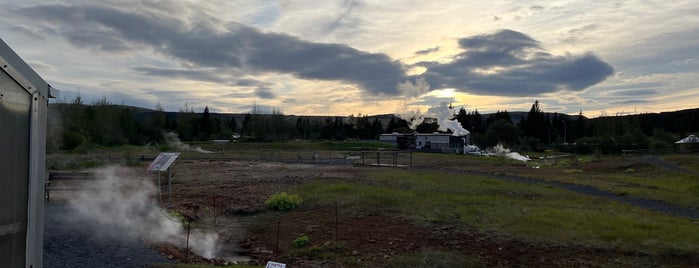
xmin=380 ymin=132 xmax=469 ymax=153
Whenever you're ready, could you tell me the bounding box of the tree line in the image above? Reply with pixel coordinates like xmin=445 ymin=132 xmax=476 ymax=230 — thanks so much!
xmin=49 ymin=96 xmax=699 ymax=154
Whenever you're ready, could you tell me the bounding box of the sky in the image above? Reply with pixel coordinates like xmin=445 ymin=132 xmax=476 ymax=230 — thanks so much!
xmin=1 ymin=0 xmax=697 ymax=117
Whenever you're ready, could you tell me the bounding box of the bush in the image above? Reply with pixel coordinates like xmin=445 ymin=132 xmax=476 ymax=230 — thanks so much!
xmin=292 ymin=235 xmax=310 ymax=248
xmin=62 ymin=130 xmax=87 ymax=150
xmin=265 ymin=192 xmax=303 ymax=211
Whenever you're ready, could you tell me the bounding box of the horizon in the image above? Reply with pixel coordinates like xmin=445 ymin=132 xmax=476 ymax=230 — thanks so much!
xmin=48 ymin=99 xmax=699 ymax=120
xmin=3 ymin=1 xmax=698 ymax=117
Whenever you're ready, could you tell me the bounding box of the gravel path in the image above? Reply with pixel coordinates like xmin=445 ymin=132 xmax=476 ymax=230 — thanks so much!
xmin=635 ymin=155 xmax=699 ymax=176
xmin=44 ymin=202 xmax=173 ymax=268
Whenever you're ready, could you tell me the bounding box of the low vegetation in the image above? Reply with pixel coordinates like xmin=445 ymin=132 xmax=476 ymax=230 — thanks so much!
xmin=265 ymin=192 xmax=303 ymax=211
xmin=51 ymin=141 xmax=699 ymax=266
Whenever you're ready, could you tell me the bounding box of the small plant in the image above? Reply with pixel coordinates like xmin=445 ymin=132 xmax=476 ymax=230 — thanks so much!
xmin=292 ymin=235 xmax=310 ymax=248
xmin=265 ymin=192 xmax=303 ymax=211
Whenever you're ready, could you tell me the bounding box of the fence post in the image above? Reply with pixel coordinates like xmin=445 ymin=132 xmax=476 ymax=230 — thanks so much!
xmin=335 ymin=202 xmax=338 ymax=241
xmin=212 ymin=193 xmax=217 ymax=224
xmin=276 ymin=221 xmax=281 ymax=259
xmin=185 ymin=221 xmax=191 ymax=263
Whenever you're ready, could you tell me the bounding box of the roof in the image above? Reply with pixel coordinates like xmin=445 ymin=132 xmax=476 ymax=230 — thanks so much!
xmin=0 ymin=38 xmax=57 ymax=99
xmin=676 ymin=135 xmax=699 ymax=144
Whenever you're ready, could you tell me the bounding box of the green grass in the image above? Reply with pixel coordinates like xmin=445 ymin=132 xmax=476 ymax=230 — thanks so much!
xmin=533 ymin=159 xmax=699 ymax=208
xmin=196 ymin=140 xmax=394 ymax=151
xmin=296 ymin=168 xmax=699 ymax=255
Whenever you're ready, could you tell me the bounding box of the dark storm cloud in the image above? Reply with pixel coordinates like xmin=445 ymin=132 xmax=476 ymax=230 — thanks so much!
xmin=415 ymin=30 xmax=614 ymax=96
xmin=16 ymin=4 xmax=613 ymax=98
xmin=18 ymin=3 xmax=406 ymax=95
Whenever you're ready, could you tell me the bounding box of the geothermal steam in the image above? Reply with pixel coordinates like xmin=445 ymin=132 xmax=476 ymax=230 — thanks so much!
xmin=65 ymin=166 xmax=219 ymax=258
xmin=489 ymin=144 xmax=530 ymax=162
xmin=403 ymin=102 xmax=470 ymax=136
xmin=164 ymin=132 xmax=214 ymax=153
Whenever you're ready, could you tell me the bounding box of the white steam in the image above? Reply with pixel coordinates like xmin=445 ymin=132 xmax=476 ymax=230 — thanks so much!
xmin=400 ymin=102 xmax=470 ymax=136
xmin=66 ymin=166 xmax=219 ymax=259
xmin=164 ymin=132 xmax=214 ymax=153
xmin=427 ymin=102 xmax=470 ymax=136
xmin=488 ymin=144 xmax=530 ymax=162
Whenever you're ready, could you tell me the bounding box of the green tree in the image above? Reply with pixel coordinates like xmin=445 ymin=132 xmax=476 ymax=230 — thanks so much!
xmin=415 ymin=118 xmax=439 ymax=133
xmin=199 ymin=106 xmax=212 ymax=141
xmin=521 ymin=100 xmax=547 ymax=142
xmin=483 ymin=119 xmax=519 ymax=147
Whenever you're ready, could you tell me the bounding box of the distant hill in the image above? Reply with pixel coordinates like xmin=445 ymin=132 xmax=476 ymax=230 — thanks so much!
xmin=48 ymin=102 xmax=699 ymax=136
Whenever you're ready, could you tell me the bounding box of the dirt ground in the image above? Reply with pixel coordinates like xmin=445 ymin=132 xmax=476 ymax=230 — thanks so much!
xmin=46 ymin=153 xmax=699 ymax=267
xmin=157 ymin=158 xmax=696 ymax=267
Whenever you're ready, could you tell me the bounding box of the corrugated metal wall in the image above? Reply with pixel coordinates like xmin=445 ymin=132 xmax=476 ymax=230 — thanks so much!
xmin=0 ymin=63 xmax=32 ymax=268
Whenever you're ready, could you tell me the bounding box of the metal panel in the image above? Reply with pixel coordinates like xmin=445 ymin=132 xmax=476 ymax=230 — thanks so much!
xmin=27 ymin=90 xmax=47 ymax=268
xmin=0 ymin=38 xmax=51 ymax=268
xmin=0 ymin=65 xmax=31 ymax=268
xmin=147 ymin=152 xmax=181 ymax=172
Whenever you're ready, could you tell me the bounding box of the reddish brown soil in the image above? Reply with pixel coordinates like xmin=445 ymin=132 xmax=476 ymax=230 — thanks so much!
xmin=161 ymin=159 xmax=677 ymax=267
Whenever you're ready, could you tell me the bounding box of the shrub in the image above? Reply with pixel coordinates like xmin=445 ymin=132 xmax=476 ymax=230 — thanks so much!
xmin=292 ymin=235 xmax=310 ymax=248
xmin=265 ymin=192 xmax=303 ymax=211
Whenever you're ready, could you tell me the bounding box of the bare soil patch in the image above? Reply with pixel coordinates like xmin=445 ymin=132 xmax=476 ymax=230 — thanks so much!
xmin=159 ymin=158 xmax=698 ymax=267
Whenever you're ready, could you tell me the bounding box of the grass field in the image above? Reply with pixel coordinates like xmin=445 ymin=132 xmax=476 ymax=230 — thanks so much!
xmin=49 ymin=141 xmax=699 ymax=266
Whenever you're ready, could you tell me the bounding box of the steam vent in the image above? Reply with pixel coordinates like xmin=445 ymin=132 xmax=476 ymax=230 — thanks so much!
xmin=1 ymin=38 xmax=57 ymax=268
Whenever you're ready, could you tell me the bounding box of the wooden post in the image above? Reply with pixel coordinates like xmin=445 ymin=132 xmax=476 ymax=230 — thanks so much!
xmin=212 ymin=193 xmax=217 ymax=224
xmin=275 ymin=221 xmax=281 ymax=259
xmin=185 ymin=221 xmax=191 ymax=263
xmin=334 ymin=202 xmax=338 ymax=241
xmin=167 ymin=167 xmax=172 ymax=207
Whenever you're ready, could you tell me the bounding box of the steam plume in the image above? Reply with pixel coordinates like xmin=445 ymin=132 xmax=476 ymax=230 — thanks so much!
xmin=65 ymin=166 xmax=219 ymax=258
xmin=164 ymin=132 xmax=214 ymax=153
xmin=401 ymin=102 xmax=470 ymax=136
xmin=427 ymin=102 xmax=470 ymax=136
xmin=489 ymin=144 xmax=530 ymax=162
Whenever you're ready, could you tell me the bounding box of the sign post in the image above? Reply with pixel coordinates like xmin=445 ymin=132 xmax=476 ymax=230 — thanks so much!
xmin=147 ymin=152 xmax=181 ymax=207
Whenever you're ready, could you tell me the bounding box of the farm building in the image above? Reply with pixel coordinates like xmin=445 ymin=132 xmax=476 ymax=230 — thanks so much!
xmin=380 ymin=132 xmax=469 ymax=153
xmin=1 ymin=38 xmax=57 ymax=268
xmin=379 ymin=133 xmax=416 ymax=149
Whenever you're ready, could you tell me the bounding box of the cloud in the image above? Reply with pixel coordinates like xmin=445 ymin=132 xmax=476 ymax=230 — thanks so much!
xmin=610 ymin=99 xmax=650 ymax=106
xmin=132 ymin=66 xmax=225 ymax=83
xmin=17 ymin=3 xmax=407 ymax=95
xmin=230 ymin=79 xmax=270 ymax=87
xmin=608 ymin=89 xmax=657 ymax=96
xmin=415 ymin=30 xmax=614 ymax=96
xmin=254 ymin=87 xmax=277 ymax=99
xmin=14 ymin=4 xmax=614 ymax=103
xmin=615 ymin=28 xmax=699 ymax=75
xmin=414 ymin=47 xmax=440 ymax=55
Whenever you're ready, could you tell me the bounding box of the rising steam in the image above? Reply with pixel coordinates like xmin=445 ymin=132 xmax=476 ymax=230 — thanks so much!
xmin=401 ymin=102 xmax=470 ymax=136
xmin=65 ymin=166 xmax=219 ymax=259
xmin=488 ymin=144 xmax=530 ymax=162
xmin=164 ymin=132 xmax=214 ymax=153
